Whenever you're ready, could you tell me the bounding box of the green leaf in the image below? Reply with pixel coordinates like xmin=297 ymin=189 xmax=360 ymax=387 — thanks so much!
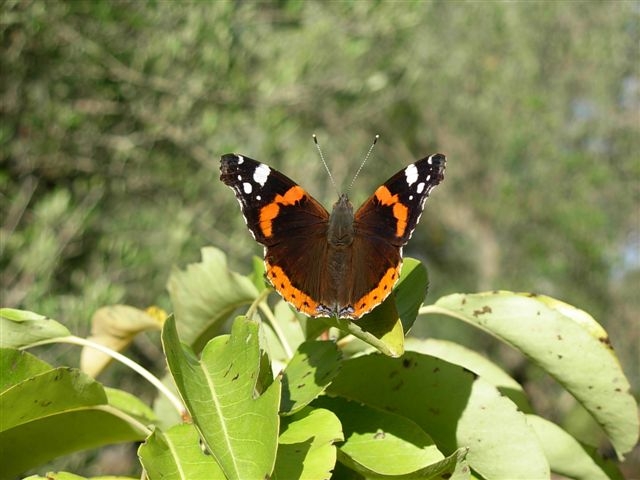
xmin=404 ymin=337 xmax=532 ymax=413
xmin=315 ymin=396 xmax=447 ymax=477
xmin=0 ymin=347 xmax=52 ymax=391
xmin=167 ymin=247 xmax=260 ymax=351
xmin=431 ymin=291 xmax=639 ymax=458
xmin=0 ymin=364 xmax=148 ymax=477
xmin=162 ymin=315 xmax=281 ymax=480
xmin=0 ymin=308 xmax=71 ymax=348
xmin=280 ymin=341 xmax=342 ymax=415
xmin=526 ymin=414 xmax=623 ymax=480
xmin=80 ymin=304 xmax=163 ymax=377
xmin=328 ymin=352 xmax=550 ymax=479
xmin=273 ymin=407 xmax=343 ymax=480
xmin=139 ymin=424 xmax=225 ymax=480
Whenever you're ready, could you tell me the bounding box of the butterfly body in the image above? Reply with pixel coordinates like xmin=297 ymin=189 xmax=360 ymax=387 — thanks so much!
xmin=220 ymin=152 xmax=446 ymax=319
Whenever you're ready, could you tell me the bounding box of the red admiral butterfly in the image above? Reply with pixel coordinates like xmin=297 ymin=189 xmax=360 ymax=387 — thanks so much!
xmin=220 ymin=149 xmax=446 ymax=320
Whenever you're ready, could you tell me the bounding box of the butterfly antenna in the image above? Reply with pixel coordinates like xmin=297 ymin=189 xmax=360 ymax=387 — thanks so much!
xmin=347 ymin=134 xmax=379 ymax=193
xmin=313 ymin=134 xmax=339 ymax=195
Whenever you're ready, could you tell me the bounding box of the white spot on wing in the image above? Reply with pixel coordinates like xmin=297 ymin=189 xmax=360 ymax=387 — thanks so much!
xmin=237 ymin=155 xmax=244 ymax=164
xmin=243 ymin=182 xmax=252 ymax=194
xmin=253 ymin=164 xmax=271 ymax=187
xmin=416 ymin=182 xmax=425 ymax=194
xmin=256 ymin=195 xmax=261 ymax=201
xmin=404 ymin=164 xmax=418 ymax=186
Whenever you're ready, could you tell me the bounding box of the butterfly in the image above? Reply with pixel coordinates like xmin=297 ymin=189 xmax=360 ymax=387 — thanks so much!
xmin=220 ymin=150 xmax=445 ymax=319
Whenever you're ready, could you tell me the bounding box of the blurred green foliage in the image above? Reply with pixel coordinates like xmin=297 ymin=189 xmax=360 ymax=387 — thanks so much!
xmin=1 ymin=0 xmax=638 ymax=470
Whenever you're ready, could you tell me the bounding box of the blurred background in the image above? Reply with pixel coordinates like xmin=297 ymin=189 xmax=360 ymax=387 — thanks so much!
xmin=1 ymin=0 xmax=638 ymax=476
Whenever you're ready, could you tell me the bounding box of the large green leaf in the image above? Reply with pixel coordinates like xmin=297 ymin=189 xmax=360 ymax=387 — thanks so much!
xmin=328 ymin=352 xmax=550 ymax=479
xmin=0 ymin=361 xmax=148 ymax=477
xmin=167 ymin=247 xmax=259 ymax=351
xmin=430 ymin=291 xmax=639 ymax=458
xmin=0 ymin=308 xmax=70 ymax=348
xmin=280 ymin=340 xmax=342 ymax=415
xmin=139 ymin=424 xmax=225 ymax=480
xmin=404 ymin=337 xmax=532 ymax=413
xmin=162 ymin=315 xmax=280 ymax=480
xmin=315 ymin=396 xmax=448 ymax=477
xmin=273 ymin=407 xmax=343 ymax=480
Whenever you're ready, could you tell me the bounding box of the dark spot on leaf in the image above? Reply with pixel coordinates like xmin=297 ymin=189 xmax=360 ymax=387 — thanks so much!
xmin=588 ymin=385 xmax=593 ymax=389
xmin=302 ymin=371 xmax=312 ymax=378
xmin=297 ymin=383 xmax=305 ymax=388
xmin=557 ymin=354 xmax=563 ymax=359
xmin=428 ymin=406 xmax=441 ymax=415
xmin=599 ymin=336 xmax=613 ymax=348
xmin=374 ymin=429 xmax=385 ymax=440
xmin=433 ymin=367 xmax=440 ymax=373
xmin=472 ymin=305 xmax=492 ymax=317
xmin=392 ymin=380 xmax=404 ymax=391
xmin=557 ymin=334 xmax=562 ymax=340
xmin=615 ymin=388 xmax=621 ymax=392
xmin=232 ymin=373 xmax=239 ymax=381
xmin=596 ymin=405 xmax=602 ymax=410
xmin=527 ymin=292 xmax=538 ymax=297
xmin=441 ymin=474 xmax=452 ymax=479
xmin=402 ymin=358 xmax=412 ymax=368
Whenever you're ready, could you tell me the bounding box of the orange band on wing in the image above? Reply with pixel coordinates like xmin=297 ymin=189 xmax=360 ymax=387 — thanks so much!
xmin=352 ymin=265 xmax=400 ymax=318
xmin=265 ymin=261 xmax=320 ymax=316
xmin=259 ymin=186 xmax=306 ymax=237
xmin=374 ymin=186 xmax=408 ymax=237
